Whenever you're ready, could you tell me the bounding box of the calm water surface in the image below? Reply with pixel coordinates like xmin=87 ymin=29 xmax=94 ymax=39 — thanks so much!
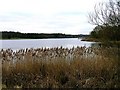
xmin=0 ymin=38 xmax=95 ymax=50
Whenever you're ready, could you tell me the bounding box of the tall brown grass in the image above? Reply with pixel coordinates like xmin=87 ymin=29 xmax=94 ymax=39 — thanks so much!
xmin=2 ymin=47 xmax=120 ymax=88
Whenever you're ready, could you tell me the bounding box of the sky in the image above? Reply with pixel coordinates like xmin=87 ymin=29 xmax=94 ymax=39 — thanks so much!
xmin=0 ymin=0 xmax=107 ymax=34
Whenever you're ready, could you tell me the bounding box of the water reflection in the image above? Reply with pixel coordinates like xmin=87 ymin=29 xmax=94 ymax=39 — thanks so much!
xmin=0 ymin=38 xmax=95 ymax=50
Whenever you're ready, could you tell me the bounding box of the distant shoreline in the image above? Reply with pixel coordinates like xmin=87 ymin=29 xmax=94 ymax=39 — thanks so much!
xmin=0 ymin=37 xmax=81 ymax=40
xmin=0 ymin=31 xmax=89 ymax=39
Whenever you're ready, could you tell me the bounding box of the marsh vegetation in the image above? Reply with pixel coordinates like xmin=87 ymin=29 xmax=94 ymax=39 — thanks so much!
xmin=1 ymin=45 xmax=120 ymax=88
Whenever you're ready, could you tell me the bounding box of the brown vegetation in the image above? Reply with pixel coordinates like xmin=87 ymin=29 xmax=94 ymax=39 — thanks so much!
xmin=1 ymin=46 xmax=120 ymax=88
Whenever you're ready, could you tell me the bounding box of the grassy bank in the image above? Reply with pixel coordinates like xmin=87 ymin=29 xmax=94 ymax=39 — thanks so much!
xmin=81 ymin=37 xmax=120 ymax=43
xmin=81 ymin=37 xmax=103 ymax=42
xmin=1 ymin=47 xmax=120 ymax=88
xmin=81 ymin=37 xmax=120 ymax=48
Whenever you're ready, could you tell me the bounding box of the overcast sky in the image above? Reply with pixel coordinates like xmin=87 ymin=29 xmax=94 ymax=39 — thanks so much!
xmin=0 ymin=0 xmax=107 ymax=34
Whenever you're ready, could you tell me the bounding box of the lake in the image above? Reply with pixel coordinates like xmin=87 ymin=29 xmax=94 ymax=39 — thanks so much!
xmin=0 ymin=38 xmax=95 ymax=50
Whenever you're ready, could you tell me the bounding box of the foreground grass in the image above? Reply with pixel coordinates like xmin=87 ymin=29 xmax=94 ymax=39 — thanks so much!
xmin=2 ymin=47 xmax=120 ymax=88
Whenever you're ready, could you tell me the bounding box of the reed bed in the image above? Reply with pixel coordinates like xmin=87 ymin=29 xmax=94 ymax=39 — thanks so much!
xmin=1 ymin=46 xmax=120 ymax=88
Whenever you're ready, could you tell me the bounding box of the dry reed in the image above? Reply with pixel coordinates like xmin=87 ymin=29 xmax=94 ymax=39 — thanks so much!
xmin=1 ymin=46 xmax=120 ymax=88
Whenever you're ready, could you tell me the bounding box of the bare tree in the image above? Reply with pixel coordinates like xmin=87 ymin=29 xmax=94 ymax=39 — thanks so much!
xmin=88 ymin=0 xmax=120 ymax=27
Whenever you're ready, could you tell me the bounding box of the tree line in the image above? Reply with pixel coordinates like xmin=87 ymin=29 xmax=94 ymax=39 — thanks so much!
xmin=0 ymin=31 xmax=82 ymax=39
xmin=88 ymin=0 xmax=120 ymax=41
